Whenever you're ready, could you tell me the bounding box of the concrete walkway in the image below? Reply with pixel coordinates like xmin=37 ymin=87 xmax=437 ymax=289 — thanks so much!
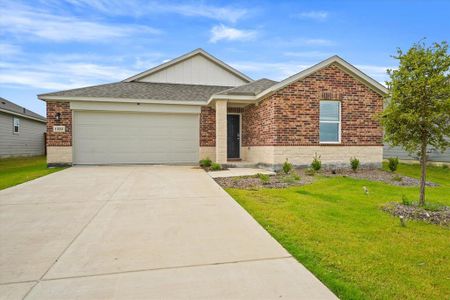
xmin=0 ymin=166 xmax=336 ymax=300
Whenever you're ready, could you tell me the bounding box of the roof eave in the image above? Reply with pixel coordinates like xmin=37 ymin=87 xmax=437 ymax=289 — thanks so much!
xmin=38 ymin=95 xmax=206 ymax=106
xmin=0 ymin=107 xmax=46 ymax=123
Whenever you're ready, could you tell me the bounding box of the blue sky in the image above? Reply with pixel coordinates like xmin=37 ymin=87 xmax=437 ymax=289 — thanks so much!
xmin=1 ymin=0 xmax=449 ymax=116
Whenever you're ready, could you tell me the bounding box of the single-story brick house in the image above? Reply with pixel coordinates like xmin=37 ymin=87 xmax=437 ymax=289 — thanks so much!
xmin=38 ymin=48 xmax=387 ymax=168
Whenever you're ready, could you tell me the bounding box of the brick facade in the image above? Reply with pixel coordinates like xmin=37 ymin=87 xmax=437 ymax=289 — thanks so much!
xmin=241 ymin=63 xmax=383 ymax=146
xmin=46 ymin=102 xmax=72 ymax=146
xmin=46 ymin=64 xmax=383 ymax=150
xmin=200 ymin=106 xmax=215 ymax=146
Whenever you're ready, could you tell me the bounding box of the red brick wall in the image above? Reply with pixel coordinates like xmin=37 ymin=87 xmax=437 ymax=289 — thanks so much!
xmin=241 ymin=98 xmax=275 ymax=146
xmin=240 ymin=63 xmax=383 ymax=146
xmin=200 ymin=106 xmax=215 ymax=146
xmin=46 ymin=102 xmax=72 ymax=146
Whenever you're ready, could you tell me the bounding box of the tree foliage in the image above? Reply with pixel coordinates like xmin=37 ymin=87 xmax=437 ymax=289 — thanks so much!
xmin=381 ymin=40 xmax=450 ymax=205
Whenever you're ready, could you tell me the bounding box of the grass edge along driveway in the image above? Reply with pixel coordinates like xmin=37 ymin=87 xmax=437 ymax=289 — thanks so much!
xmin=226 ymin=163 xmax=450 ymax=300
xmin=0 ymin=156 xmax=65 ymax=190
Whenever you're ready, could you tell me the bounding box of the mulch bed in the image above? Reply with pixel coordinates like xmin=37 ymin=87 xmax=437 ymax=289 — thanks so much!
xmin=382 ymin=202 xmax=450 ymax=226
xmin=214 ymin=170 xmax=315 ymax=190
xmin=214 ymin=167 xmax=439 ymax=189
xmin=320 ymin=168 xmax=439 ymax=187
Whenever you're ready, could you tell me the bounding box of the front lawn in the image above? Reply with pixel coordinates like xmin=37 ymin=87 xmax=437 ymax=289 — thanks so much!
xmin=0 ymin=156 xmax=65 ymax=190
xmin=226 ymin=163 xmax=450 ymax=299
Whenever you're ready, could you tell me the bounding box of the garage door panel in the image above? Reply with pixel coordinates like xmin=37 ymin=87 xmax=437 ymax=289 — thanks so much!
xmin=74 ymin=111 xmax=199 ymax=164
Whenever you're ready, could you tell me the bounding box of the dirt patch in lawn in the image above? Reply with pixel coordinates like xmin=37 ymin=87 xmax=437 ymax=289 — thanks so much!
xmin=382 ymin=202 xmax=450 ymax=226
xmin=214 ymin=170 xmax=315 ymax=190
xmin=321 ymin=168 xmax=439 ymax=187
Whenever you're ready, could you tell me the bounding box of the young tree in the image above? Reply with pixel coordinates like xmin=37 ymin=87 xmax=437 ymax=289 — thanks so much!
xmin=381 ymin=41 xmax=450 ymax=206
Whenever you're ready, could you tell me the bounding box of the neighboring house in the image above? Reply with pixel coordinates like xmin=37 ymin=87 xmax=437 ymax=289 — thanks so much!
xmin=38 ymin=48 xmax=387 ymax=168
xmin=384 ymin=141 xmax=450 ymax=162
xmin=0 ymin=97 xmax=46 ymax=158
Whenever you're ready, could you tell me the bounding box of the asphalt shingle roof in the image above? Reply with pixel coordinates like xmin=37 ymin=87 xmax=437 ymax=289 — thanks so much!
xmin=0 ymin=97 xmax=46 ymax=121
xmin=216 ymin=78 xmax=278 ymax=96
xmin=38 ymin=82 xmax=234 ymax=103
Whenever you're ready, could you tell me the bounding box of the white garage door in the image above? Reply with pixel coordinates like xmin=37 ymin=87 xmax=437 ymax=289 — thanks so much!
xmin=73 ymin=111 xmax=199 ymax=164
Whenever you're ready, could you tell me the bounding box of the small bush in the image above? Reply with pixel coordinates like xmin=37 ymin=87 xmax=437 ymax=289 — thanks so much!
xmin=210 ymin=163 xmax=222 ymax=171
xmin=442 ymin=164 xmax=449 ymax=169
xmin=350 ymin=157 xmax=360 ymax=172
xmin=423 ymin=202 xmax=445 ymax=212
xmin=282 ymin=159 xmax=293 ymax=174
xmin=311 ymin=153 xmax=322 ymax=171
xmin=282 ymin=176 xmax=296 ymax=184
xmin=257 ymin=173 xmax=270 ymax=184
xmin=199 ymin=157 xmax=212 ymax=168
xmin=392 ymin=174 xmax=403 ymax=182
xmin=305 ymin=168 xmax=315 ymax=176
xmin=292 ymin=173 xmax=301 ymax=181
xmin=388 ymin=157 xmax=399 ymax=172
xmin=401 ymin=194 xmax=412 ymax=206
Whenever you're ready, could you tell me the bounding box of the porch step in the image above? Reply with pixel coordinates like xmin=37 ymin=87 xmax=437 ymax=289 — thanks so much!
xmin=227 ymin=158 xmax=242 ymax=162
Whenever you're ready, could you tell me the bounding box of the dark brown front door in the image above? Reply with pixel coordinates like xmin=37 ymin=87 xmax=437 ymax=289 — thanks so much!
xmin=227 ymin=115 xmax=240 ymax=159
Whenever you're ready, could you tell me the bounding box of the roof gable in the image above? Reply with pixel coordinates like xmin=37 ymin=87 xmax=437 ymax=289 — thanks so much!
xmin=124 ymin=48 xmax=252 ymax=86
xmin=257 ymin=56 xmax=388 ymax=98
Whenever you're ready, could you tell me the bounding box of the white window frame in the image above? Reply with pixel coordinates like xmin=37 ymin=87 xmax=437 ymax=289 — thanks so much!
xmin=319 ymin=100 xmax=341 ymax=144
xmin=13 ymin=117 xmax=20 ymax=134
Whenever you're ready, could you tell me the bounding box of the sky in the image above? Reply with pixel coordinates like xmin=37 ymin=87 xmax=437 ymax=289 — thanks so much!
xmin=0 ymin=0 xmax=449 ymax=117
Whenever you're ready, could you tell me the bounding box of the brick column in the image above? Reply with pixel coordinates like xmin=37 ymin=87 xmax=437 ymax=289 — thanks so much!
xmin=215 ymin=100 xmax=227 ymax=164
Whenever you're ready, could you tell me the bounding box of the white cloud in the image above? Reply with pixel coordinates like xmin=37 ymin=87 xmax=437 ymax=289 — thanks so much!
xmin=159 ymin=3 xmax=247 ymax=23
xmin=0 ymin=43 xmax=22 ymax=56
xmin=0 ymin=2 xmax=161 ymax=42
xmin=62 ymin=0 xmax=248 ymax=23
xmin=294 ymin=11 xmax=328 ymax=21
xmin=210 ymin=25 xmax=257 ymax=43
xmin=0 ymin=57 xmax=138 ymax=90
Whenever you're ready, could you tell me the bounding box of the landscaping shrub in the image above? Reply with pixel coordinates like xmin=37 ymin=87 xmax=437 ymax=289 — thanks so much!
xmin=350 ymin=157 xmax=360 ymax=172
xmin=282 ymin=159 xmax=293 ymax=174
xmin=210 ymin=163 xmax=222 ymax=171
xmin=311 ymin=153 xmax=322 ymax=171
xmin=281 ymin=171 xmax=301 ymax=184
xmin=387 ymin=157 xmax=399 ymax=172
xmin=392 ymin=174 xmax=403 ymax=182
xmin=305 ymin=168 xmax=316 ymax=176
xmin=199 ymin=157 xmax=212 ymax=168
xmin=442 ymin=164 xmax=449 ymax=169
xmin=257 ymin=173 xmax=270 ymax=184
xmin=401 ymin=194 xmax=412 ymax=206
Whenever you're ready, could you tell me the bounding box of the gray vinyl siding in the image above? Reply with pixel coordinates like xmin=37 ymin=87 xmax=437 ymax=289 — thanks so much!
xmin=0 ymin=112 xmax=46 ymax=158
xmin=384 ymin=138 xmax=450 ymax=162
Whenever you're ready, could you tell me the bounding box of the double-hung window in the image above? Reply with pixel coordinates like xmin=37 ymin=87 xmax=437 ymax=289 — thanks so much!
xmin=319 ymin=101 xmax=340 ymax=143
xmin=13 ymin=117 xmax=20 ymax=134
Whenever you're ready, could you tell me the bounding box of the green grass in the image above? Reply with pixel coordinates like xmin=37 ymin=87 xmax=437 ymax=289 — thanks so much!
xmin=0 ymin=156 xmax=65 ymax=190
xmin=227 ymin=163 xmax=450 ymax=300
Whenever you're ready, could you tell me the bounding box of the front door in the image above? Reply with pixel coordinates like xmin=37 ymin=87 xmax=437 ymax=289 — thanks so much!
xmin=227 ymin=114 xmax=240 ymax=159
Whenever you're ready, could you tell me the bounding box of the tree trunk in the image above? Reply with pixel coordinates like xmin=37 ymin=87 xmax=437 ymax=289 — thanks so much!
xmin=419 ymin=142 xmax=427 ymax=206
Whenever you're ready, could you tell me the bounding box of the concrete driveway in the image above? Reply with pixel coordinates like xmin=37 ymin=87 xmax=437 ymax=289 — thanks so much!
xmin=0 ymin=166 xmax=336 ymax=300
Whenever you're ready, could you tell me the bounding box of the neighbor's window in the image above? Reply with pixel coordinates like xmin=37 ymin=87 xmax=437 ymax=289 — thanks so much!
xmin=13 ymin=117 xmax=20 ymax=133
xmin=319 ymin=101 xmax=340 ymax=143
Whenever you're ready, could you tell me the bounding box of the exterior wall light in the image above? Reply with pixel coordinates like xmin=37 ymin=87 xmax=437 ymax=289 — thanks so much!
xmin=55 ymin=112 xmax=61 ymax=121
